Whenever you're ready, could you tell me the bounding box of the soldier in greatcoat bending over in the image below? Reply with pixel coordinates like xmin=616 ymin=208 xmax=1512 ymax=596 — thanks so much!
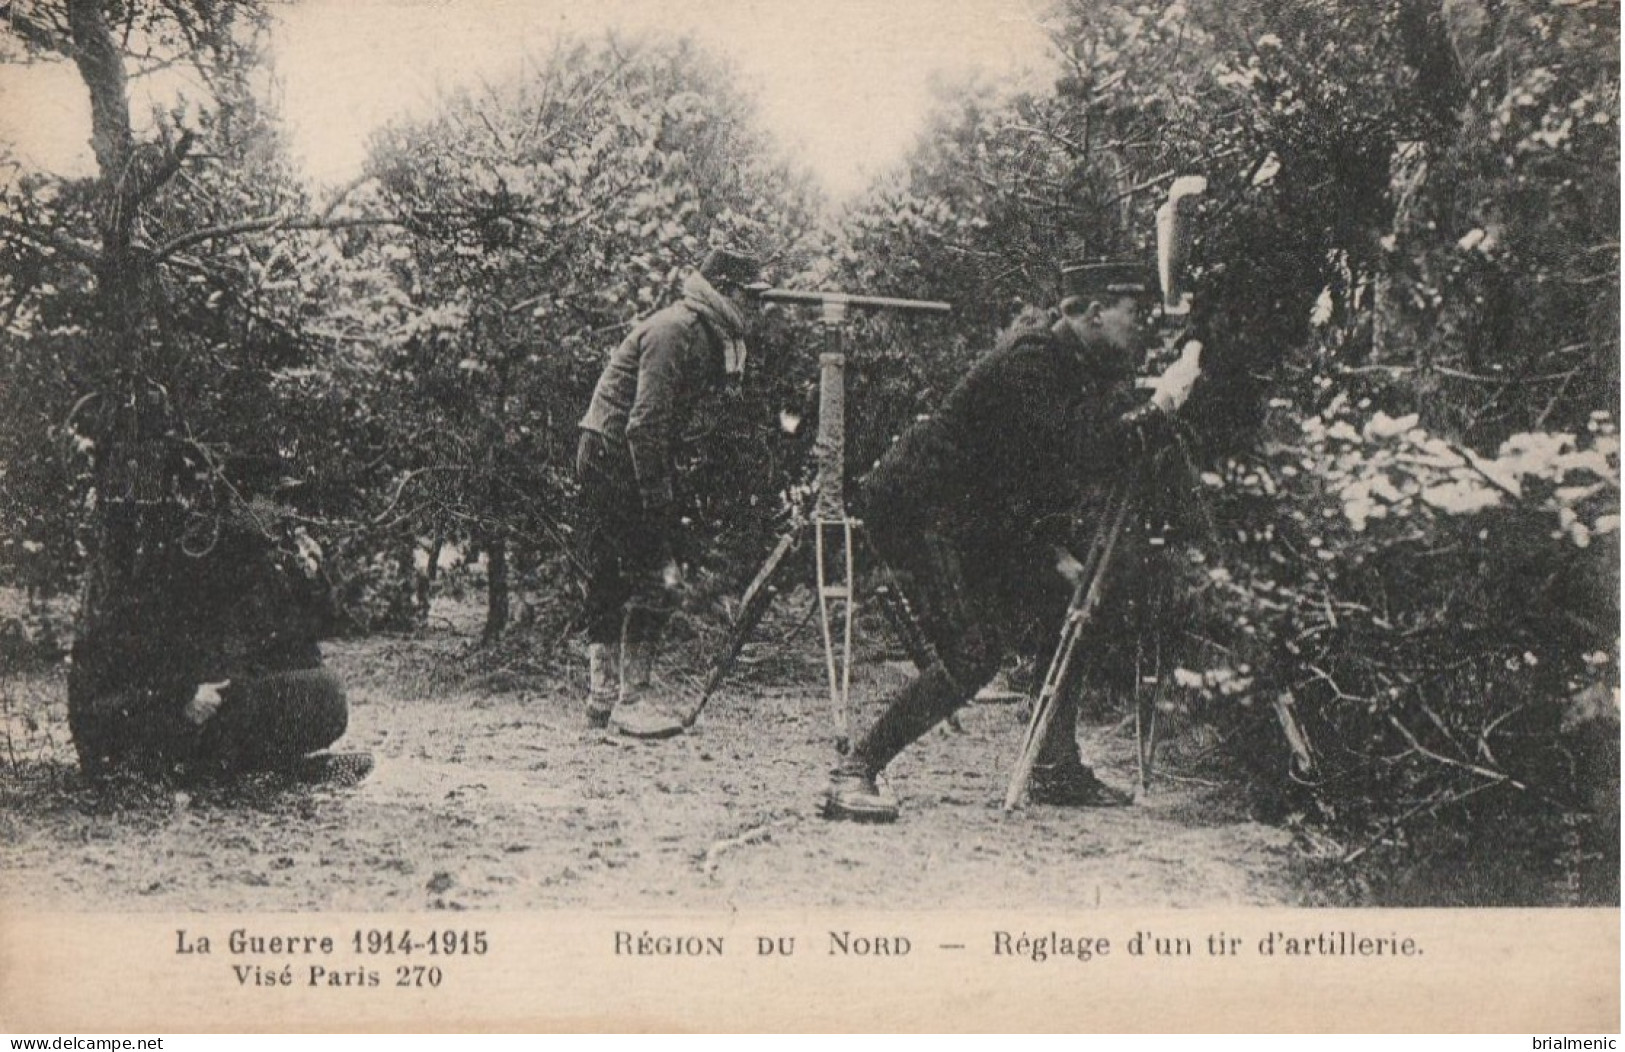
xmin=575 ymin=248 xmax=767 ymax=738
xmin=822 ymin=260 xmax=1201 ymax=822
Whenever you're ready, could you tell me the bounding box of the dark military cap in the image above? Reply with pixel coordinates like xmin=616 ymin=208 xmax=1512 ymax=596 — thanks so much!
xmin=699 ymin=248 xmax=769 ymax=291
xmin=1059 ymin=259 xmax=1158 ymax=303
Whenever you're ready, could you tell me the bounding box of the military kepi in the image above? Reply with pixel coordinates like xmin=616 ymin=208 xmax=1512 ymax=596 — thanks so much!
xmin=699 ymin=248 xmax=768 ymax=292
xmin=1060 ymin=260 xmax=1158 ymax=302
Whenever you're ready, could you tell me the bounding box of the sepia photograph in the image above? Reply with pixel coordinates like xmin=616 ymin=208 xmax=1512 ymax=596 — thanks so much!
xmin=0 ymin=0 xmax=1618 ymax=1034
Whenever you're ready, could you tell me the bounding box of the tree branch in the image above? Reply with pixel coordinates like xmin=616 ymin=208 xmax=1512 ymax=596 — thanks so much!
xmin=1104 ymin=168 xmax=1176 ymax=206
xmin=129 ymin=128 xmax=194 ymax=207
xmin=2 ymin=0 xmax=72 ymax=55
xmin=1007 ymin=121 xmax=1088 ymax=158
xmin=318 ymin=173 xmax=378 ymax=221
xmin=0 ymin=271 xmax=38 ymax=330
xmin=521 ymin=45 xmax=635 ymax=155
xmin=1343 ymin=778 xmax=1504 ymax=864
xmin=1387 ymin=715 xmax=1527 ymax=790
xmin=475 ymin=107 xmax=509 ymax=153
xmin=0 ymin=213 xmax=102 ymax=265
xmin=151 ymin=213 xmax=406 ymax=260
xmin=125 ymin=51 xmax=190 ymax=80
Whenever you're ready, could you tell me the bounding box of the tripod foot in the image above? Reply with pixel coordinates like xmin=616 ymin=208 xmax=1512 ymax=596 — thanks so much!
xmin=612 ymin=705 xmax=687 ymax=740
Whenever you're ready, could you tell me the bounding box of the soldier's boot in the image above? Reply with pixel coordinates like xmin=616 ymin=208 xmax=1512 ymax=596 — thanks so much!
xmin=822 ymin=664 xmax=967 ymax=823
xmin=822 ymin=760 xmax=899 ymax=824
xmin=1028 ymin=690 xmax=1131 ymax=808
xmin=611 ymin=639 xmax=685 ymax=740
xmin=287 ymin=751 xmax=376 ymax=787
xmin=585 ymin=642 xmax=617 ymax=729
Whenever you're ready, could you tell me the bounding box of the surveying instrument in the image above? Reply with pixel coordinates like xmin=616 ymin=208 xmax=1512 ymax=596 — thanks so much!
xmin=676 ymin=288 xmax=951 ymax=750
xmin=1003 ymin=174 xmax=1208 ymax=809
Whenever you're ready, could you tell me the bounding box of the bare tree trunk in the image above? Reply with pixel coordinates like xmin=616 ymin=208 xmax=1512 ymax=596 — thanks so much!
xmin=417 ymin=529 xmax=445 ymax=624
xmin=384 ymin=528 xmax=421 ymax=630
xmin=63 ymin=0 xmax=159 ymax=772
xmin=481 ymin=530 xmax=510 ymax=645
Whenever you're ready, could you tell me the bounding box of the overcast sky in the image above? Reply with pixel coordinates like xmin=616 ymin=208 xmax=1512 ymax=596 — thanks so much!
xmin=1 ymin=0 xmax=1054 ymax=201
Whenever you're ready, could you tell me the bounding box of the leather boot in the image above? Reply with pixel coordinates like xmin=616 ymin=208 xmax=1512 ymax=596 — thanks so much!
xmin=611 ymin=639 xmax=685 ymax=740
xmin=822 ymin=755 xmax=899 ymax=823
xmin=586 ymin=642 xmax=616 ymax=728
xmin=1029 ymin=763 xmax=1133 ymax=807
xmin=1027 ymin=677 xmax=1131 ymax=806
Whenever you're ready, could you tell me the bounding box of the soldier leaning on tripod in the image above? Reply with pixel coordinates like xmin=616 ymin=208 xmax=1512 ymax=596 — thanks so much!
xmin=575 ymin=248 xmax=768 ymax=739
xmin=822 ymin=260 xmax=1201 ymax=823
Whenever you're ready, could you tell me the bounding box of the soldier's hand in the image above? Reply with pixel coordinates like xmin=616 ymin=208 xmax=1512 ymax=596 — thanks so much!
xmin=1149 ymin=339 xmax=1202 ymax=413
xmin=650 ymin=505 xmax=688 ymax=594
xmin=184 ymin=681 xmax=228 ymax=725
xmin=1120 ymin=402 xmax=1171 ymax=452
xmin=1054 ymin=547 xmax=1087 ymax=589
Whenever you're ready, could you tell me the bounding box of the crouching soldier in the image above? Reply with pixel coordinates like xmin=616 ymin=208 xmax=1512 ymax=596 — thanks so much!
xmin=822 ymin=260 xmax=1200 ymax=822
xmin=575 ymin=248 xmax=767 ymax=738
xmin=69 ymin=495 xmax=370 ymax=786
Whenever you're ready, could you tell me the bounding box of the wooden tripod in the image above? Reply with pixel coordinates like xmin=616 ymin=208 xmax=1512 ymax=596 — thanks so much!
xmin=680 ymin=290 xmax=950 ymax=750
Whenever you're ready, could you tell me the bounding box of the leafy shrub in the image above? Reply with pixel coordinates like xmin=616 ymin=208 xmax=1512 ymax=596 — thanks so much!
xmin=1165 ymin=380 xmax=1617 ymax=900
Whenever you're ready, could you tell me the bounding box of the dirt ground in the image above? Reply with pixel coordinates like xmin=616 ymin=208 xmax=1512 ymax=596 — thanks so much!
xmin=0 ymin=597 xmax=1330 ymax=913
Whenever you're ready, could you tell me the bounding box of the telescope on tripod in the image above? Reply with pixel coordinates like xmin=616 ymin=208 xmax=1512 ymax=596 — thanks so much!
xmin=677 ymin=286 xmax=951 ymax=750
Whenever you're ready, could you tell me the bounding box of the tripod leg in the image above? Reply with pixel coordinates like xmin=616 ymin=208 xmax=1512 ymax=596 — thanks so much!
xmin=1005 ymin=481 xmax=1138 ymax=811
xmin=683 ymin=530 xmax=797 ymax=727
xmin=1004 ymin=615 xmax=1086 ymax=810
xmin=1135 ymin=637 xmax=1160 ymax=793
xmin=1141 ymin=689 xmax=1163 ymax=792
xmin=841 ymin=520 xmax=856 ymax=744
xmin=816 ymin=519 xmax=856 ymax=753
